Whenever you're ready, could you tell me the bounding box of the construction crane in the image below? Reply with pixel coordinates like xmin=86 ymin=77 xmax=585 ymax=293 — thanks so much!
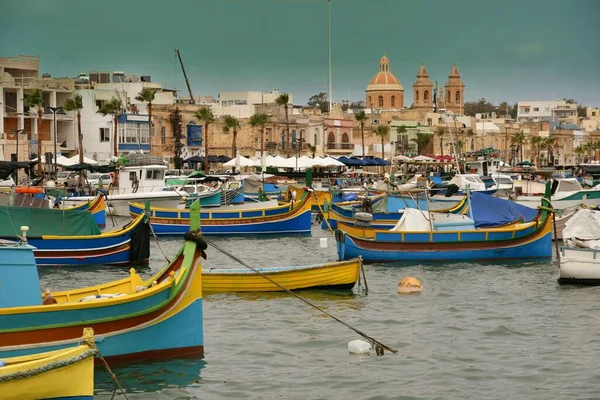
xmin=175 ymin=49 xmax=195 ymax=104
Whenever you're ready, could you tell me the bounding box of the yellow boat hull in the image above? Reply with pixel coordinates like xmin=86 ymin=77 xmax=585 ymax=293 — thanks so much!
xmin=0 ymin=342 xmax=95 ymax=400
xmin=202 ymin=258 xmax=362 ymax=294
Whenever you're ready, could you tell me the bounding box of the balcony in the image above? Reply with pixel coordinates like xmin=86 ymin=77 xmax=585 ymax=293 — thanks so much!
xmin=326 ymin=142 xmax=354 ymax=154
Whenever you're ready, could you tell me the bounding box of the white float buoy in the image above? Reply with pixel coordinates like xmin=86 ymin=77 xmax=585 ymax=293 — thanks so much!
xmin=320 ymin=237 xmax=328 ymax=248
xmin=348 ymin=339 xmax=371 ymax=355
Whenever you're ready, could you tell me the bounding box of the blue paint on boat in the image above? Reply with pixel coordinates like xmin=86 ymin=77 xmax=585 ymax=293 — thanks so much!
xmin=0 ymin=244 xmax=39 ymax=308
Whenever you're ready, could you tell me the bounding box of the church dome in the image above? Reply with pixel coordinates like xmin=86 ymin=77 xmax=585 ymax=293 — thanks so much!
xmin=366 ymin=55 xmax=404 ymax=91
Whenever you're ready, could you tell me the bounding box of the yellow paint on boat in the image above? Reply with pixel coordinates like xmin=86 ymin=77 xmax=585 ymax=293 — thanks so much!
xmin=0 ymin=331 xmax=95 ymax=399
xmin=202 ymin=258 xmax=361 ymax=294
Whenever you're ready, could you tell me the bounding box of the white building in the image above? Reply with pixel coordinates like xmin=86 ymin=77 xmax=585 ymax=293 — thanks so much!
xmin=517 ymin=100 xmax=578 ymax=124
xmin=212 ymin=89 xmax=294 ymax=118
xmin=75 ymin=74 xmax=175 ymax=162
xmin=0 ymin=55 xmax=76 ymax=163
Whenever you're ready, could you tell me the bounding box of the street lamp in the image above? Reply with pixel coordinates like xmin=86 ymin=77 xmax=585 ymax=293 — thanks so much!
xmin=44 ymin=106 xmax=66 ymax=177
xmin=9 ymin=129 xmax=25 ymax=185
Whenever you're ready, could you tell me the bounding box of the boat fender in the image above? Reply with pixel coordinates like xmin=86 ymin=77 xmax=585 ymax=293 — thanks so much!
xmin=445 ymin=184 xmax=460 ymax=197
xmin=397 ymin=277 xmax=423 ymax=294
xmin=0 ymin=360 xmax=5 ymax=367
xmin=355 ymin=212 xmax=373 ymax=228
xmin=184 ymin=231 xmax=208 ymax=250
xmin=348 ymin=339 xmax=371 ymax=355
xmin=43 ymin=288 xmax=58 ymax=305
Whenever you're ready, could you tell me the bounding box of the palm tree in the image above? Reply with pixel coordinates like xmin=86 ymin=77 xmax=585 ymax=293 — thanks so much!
xmin=465 ymin=128 xmax=475 ymax=152
xmin=354 ymin=110 xmax=368 ymax=158
xmin=275 ymin=93 xmax=291 ymax=156
xmin=374 ymin=125 xmax=390 ymax=160
xmin=396 ymin=125 xmax=407 ymax=156
xmin=135 ymin=88 xmax=158 ymax=154
xmin=593 ymin=141 xmax=600 ymax=162
xmin=436 ymin=127 xmax=445 ymax=156
xmin=530 ymin=136 xmax=542 ymax=167
xmin=411 ymin=133 xmax=433 ymax=155
xmin=194 ymin=107 xmax=216 ymax=174
xmin=23 ymin=89 xmax=44 ymax=175
xmin=582 ymin=141 xmax=593 ymax=163
xmin=250 ymin=113 xmax=269 ymax=160
xmin=511 ymin=130 xmax=526 ymax=163
xmin=308 ymin=144 xmax=317 ymax=158
xmin=541 ymin=136 xmax=556 ymax=166
xmin=97 ymin=97 xmax=123 ymax=158
xmin=222 ymin=115 xmax=241 ymax=158
xmin=63 ymin=94 xmax=84 ymax=165
xmin=573 ymin=145 xmax=584 ymax=165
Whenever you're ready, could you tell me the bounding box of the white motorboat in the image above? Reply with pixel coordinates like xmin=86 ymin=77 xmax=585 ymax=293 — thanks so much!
xmin=62 ymin=164 xmax=186 ymax=216
xmin=514 ymin=178 xmax=600 ymax=210
xmin=558 ymin=208 xmax=600 ymax=284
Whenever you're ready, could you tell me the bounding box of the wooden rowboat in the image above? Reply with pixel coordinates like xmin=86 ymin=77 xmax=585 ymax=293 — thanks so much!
xmin=202 ymin=258 xmax=362 ymax=294
xmin=0 ymin=329 xmax=96 ymax=400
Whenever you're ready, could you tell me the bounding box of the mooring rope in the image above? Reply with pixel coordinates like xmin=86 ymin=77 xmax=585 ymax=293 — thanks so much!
xmin=80 ymin=337 xmax=130 ymax=400
xmin=202 ymin=235 xmax=397 ymax=355
xmin=0 ymin=349 xmax=97 ymax=383
xmin=143 ymin=210 xmax=171 ymax=264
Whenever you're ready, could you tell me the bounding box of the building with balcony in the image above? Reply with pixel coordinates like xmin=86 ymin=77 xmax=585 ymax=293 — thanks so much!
xmin=516 ymin=100 xmax=578 ymax=124
xmin=212 ymin=89 xmax=294 ymax=118
xmin=0 ymin=55 xmax=75 ymax=163
xmin=324 ymin=117 xmax=355 ymax=156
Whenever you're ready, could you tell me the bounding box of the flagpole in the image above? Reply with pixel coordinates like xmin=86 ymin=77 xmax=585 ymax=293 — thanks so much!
xmin=328 ymin=0 xmax=333 ymax=113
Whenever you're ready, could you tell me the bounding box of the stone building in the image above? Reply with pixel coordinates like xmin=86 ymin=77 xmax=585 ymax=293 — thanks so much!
xmin=441 ymin=63 xmax=465 ymax=114
xmin=412 ymin=63 xmax=433 ymax=111
xmin=365 ymin=55 xmax=404 ymax=110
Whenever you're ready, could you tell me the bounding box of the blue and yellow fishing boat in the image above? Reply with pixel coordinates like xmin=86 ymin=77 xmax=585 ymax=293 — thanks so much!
xmin=0 ymin=329 xmax=96 ymax=400
xmin=0 ymin=204 xmax=148 ymax=266
xmin=335 ymin=186 xmax=553 ymax=263
xmin=129 ymin=195 xmax=312 ymax=235
xmin=0 ymin=204 xmax=205 ymax=362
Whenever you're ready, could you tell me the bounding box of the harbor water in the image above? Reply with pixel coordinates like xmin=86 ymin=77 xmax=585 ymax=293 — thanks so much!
xmin=37 ymin=220 xmax=600 ymax=399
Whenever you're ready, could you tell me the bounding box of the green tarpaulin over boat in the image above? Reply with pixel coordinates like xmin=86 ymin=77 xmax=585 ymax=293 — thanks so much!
xmin=0 ymin=206 xmax=101 ymax=237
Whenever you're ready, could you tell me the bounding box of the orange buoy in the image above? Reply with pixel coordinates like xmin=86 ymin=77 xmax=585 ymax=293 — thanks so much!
xmin=15 ymin=187 xmax=43 ymax=194
xmin=397 ymin=277 xmax=422 ymax=294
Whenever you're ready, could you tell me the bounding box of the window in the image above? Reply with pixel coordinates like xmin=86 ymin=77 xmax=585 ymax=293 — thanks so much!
xmin=145 ymin=170 xmax=164 ymax=180
xmin=129 ymin=171 xmax=137 ymax=181
xmin=369 ymin=96 xmax=373 ymax=106
xmin=161 ymin=126 xmax=166 ymax=145
xmin=524 ymin=108 xmax=530 ymax=113
xmin=415 ymin=91 xmax=419 ymax=102
xmin=378 ymin=96 xmax=384 ymax=107
xmin=327 ymin=132 xmax=335 ymax=143
xmin=593 ymin=112 xmax=597 ymax=117
xmin=424 ymin=90 xmax=429 ymax=103
xmin=455 ymin=91 xmax=460 ymax=103
xmin=391 ymin=95 xmax=396 ymax=107
xmin=99 ymin=128 xmax=110 ymax=142
xmin=447 ymin=91 xmax=451 ymax=103
xmin=341 ymin=133 xmax=349 ymax=143
xmin=533 ymin=107 xmax=539 ymax=112
xmin=95 ymin=100 xmax=105 ymax=109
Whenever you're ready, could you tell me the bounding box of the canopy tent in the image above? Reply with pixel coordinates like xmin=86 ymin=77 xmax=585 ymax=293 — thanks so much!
xmin=69 ymin=155 xmax=98 ymax=165
xmin=393 ymin=154 xmax=413 ymax=162
xmin=216 ymin=155 xmax=232 ymax=163
xmin=32 ymin=155 xmax=77 ymax=166
xmin=412 ymin=155 xmax=435 ymax=162
xmin=223 ymin=153 xmax=259 ymax=167
xmin=316 ymin=156 xmax=345 ymax=167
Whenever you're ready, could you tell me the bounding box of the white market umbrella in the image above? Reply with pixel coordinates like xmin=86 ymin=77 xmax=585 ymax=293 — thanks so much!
xmin=224 ymin=153 xmax=258 ymax=167
xmin=69 ymin=155 xmax=98 ymax=165
xmin=412 ymin=155 xmax=435 ymax=161
xmin=393 ymin=154 xmax=413 ymax=161
xmin=318 ymin=156 xmax=345 ymax=167
xmin=31 ymin=155 xmax=76 ymax=166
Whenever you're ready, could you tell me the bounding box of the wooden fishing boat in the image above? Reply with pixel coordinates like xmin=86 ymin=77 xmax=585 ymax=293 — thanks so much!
xmin=285 ymin=185 xmax=332 ymax=212
xmin=0 ymin=330 xmax=96 ymax=400
xmin=0 ymin=203 xmax=205 ymax=362
xmin=202 ymin=258 xmax=362 ymax=294
xmin=0 ymin=205 xmax=149 ymax=266
xmin=514 ymin=178 xmax=600 ymax=210
xmin=335 ymin=187 xmax=553 ymax=263
xmin=325 ymin=194 xmax=468 ymax=230
xmin=60 ymin=192 xmax=107 ymax=227
xmin=129 ymin=195 xmax=312 ymax=235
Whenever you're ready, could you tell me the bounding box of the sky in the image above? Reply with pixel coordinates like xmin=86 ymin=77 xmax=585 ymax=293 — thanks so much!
xmin=1 ymin=0 xmax=599 ymax=107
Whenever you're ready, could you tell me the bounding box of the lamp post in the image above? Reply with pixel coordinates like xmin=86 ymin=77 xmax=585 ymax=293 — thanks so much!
xmin=295 ymin=131 xmax=304 ymax=171
xmin=9 ymin=129 xmax=25 ymax=185
xmin=44 ymin=106 xmax=66 ymax=177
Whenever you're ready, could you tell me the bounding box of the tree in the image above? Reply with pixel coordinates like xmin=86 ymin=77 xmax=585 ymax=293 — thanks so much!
xmin=573 ymin=145 xmax=584 ymax=165
xmin=354 ymin=110 xmax=368 ymax=158
xmin=530 ymin=136 xmax=543 ymax=167
xmin=194 ymin=107 xmax=216 ymax=174
xmin=63 ymin=94 xmax=84 ymax=165
xmin=541 ymin=136 xmax=556 ymax=166
xmin=411 ymin=133 xmax=432 ymax=155
xmin=135 ymin=88 xmax=158 ymax=154
xmin=169 ymin=107 xmax=184 ymax=169
xmin=23 ymin=89 xmax=45 ymax=175
xmin=250 ymin=113 xmax=269 ymax=160
xmin=275 ymin=93 xmax=291 ymax=156
xmin=222 ymin=115 xmax=241 ymax=158
xmin=374 ymin=125 xmax=390 ymax=160
xmin=436 ymin=127 xmax=444 ymax=156
xmin=307 ymin=92 xmax=329 ymax=113
xmin=511 ymin=130 xmax=526 ymax=163
xmin=308 ymin=144 xmax=317 ymax=158
xmin=395 ymin=125 xmax=407 ymax=156
xmin=97 ymin=97 xmax=123 ymax=158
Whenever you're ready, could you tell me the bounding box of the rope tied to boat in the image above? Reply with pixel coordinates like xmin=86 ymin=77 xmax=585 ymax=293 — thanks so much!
xmin=0 ymin=349 xmax=97 ymax=383
xmin=142 ymin=210 xmax=171 ymax=264
xmin=201 ymin=235 xmax=397 ymax=355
